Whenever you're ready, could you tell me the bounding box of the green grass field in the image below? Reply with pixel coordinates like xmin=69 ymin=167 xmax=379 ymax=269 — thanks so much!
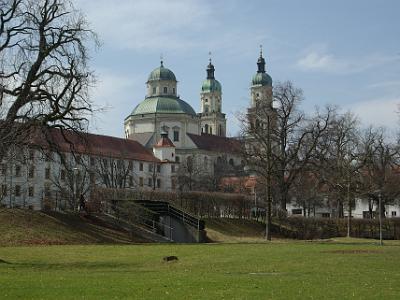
xmin=1 ymin=240 xmax=400 ymax=299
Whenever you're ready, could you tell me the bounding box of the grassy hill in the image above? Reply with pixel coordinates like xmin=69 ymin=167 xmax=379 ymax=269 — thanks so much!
xmin=1 ymin=210 xmax=282 ymax=246
xmin=204 ymin=218 xmax=267 ymax=242
xmin=0 ymin=209 xmax=149 ymax=246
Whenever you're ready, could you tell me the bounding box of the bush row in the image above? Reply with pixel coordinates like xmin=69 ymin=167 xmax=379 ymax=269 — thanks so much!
xmin=274 ymin=216 xmax=400 ymax=240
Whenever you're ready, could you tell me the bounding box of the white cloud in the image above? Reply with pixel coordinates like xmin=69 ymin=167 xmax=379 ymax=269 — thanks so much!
xmin=297 ymin=51 xmax=341 ymax=71
xmin=346 ymin=97 xmax=400 ymax=129
xmin=367 ymin=80 xmax=400 ymax=89
xmin=297 ymin=48 xmax=399 ymax=74
xmin=76 ymin=0 xmax=213 ymax=52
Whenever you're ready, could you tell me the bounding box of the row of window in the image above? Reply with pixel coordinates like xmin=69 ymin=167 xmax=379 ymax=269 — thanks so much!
xmin=1 ymin=176 xmax=167 ymax=198
xmin=2 ymin=185 xmax=34 ymax=197
xmin=160 ymin=127 xmax=180 ymax=142
xmin=202 ymin=124 xmax=224 ymax=136
xmin=152 ymin=86 xmax=175 ymax=95
xmin=0 ymin=161 xmax=167 ymax=180
xmin=203 ymin=106 xmax=221 ymax=113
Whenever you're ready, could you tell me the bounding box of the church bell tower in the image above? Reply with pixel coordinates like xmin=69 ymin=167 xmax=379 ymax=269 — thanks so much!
xmin=199 ymin=56 xmax=226 ymax=136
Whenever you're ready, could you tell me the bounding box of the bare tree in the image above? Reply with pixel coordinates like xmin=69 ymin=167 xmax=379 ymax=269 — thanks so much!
xmin=95 ymin=156 xmax=136 ymax=190
xmin=291 ymin=171 xmax=325 ymax=217
xmin=51 ymin=161 xmax=90 ymax=211
xmin=242 ymin=81 xmax=332 ymax=212
xmin=359 ymin=127 xmax=400 ymax=218
xmin=314 ymin=111 xmax=361 ymax=220
xmin=177 ymin=155 xmax=211 ymax=191
xmin=0 ymin=0 xmax=98 ymax=161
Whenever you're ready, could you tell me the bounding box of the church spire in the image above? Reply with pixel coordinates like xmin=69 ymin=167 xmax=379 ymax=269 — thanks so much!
xmin=206 ymin=51 xmax=215 ymax=79
xmin=257 ymin=45 xmax=266 ymax=73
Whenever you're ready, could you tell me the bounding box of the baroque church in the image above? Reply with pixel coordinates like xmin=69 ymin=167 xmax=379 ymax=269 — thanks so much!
xmin=124 ymin=50 xmax=273 ymax=173
xmin=0 ymin=50 xmax=273 ymax=210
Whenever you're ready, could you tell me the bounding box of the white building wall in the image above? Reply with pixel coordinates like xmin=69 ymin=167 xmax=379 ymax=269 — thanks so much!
xmin=0 ymin=147 xmax=176 ymax=210
xmin=287 ymin=197 xmax=400 ymax=219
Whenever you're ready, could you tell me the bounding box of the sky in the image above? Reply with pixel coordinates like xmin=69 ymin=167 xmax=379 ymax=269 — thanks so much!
xmin=75 ymin=0 xmax=400 ymax=138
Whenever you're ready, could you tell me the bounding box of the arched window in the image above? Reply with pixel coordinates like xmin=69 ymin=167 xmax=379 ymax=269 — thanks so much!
xmin=210 ymin=126 xmax=212 ymax=135
xmin=153 ymin=87 xmax=156 ymax=94
xmin=204 ymin=156 xmax=208 ymax=167
xmin=173 ymin=87 xmax=175 ymax=94
xmin=229 ymin=158 xmax=234 ymax=166
xmin=163 ymin=87 xmax=168 ymax=94
xmin=204 ymin=124 xmax=209 ymax=134
xmin=173 ymin=130 xmax=179 ymax=142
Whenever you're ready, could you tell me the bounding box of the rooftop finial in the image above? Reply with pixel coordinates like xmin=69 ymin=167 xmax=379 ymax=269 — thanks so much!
xmin=257 ymin=45 xmax=266 ymax=73
xmin=160 ymin=53 xmax=164 ymax=67
xmin=206 ymin=51 xmax=215 ymax=79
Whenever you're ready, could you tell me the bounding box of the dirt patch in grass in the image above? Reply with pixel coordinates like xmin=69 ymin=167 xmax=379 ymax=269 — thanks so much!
xmin=322 ymin=249 xmax=383 ymax=254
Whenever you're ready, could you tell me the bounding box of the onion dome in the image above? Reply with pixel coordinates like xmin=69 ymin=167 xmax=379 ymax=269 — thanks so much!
xmin=201 ymin=58 xmax=222 ymax=92
xmin=251 ymin=47 xmax=272 ymax=87
xmin=147 ymin=61 xmax=177 ymax=82
xmin=130 ymin=97 xmax=196 ymax=116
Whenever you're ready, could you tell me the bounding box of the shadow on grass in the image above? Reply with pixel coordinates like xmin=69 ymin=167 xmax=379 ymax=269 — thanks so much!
xmin=43 ymin=211 xmax=148 ymax=244
xmin=4 ymin=261 xmax=147 ymax=271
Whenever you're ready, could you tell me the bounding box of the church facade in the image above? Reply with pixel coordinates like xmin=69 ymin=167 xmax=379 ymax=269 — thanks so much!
xmin=123 ymin=53 xmax=272 ymax=175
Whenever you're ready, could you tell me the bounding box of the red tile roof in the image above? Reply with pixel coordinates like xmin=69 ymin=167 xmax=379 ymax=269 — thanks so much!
xmin=154 ymin=136 xmax=175 ymax=148
xmin=30 ymin=127 xmax=159 ymax=162
xmin=187 ymin=133 xmax=242 ymax=153
xmin=220 ymin=176 xmax=257 ymax=192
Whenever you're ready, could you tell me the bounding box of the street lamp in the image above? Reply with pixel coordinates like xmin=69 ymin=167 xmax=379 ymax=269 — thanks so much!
xmin=378 ymin=191 xmax=383 ymax=246
xmin=72 ymin=167 xmax=79 ymax=211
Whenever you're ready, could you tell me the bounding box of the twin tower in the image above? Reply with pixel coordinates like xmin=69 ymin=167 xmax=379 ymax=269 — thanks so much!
xmin=124 ymin=49 xmax=272 ymax=147
xmin=199 ymin=49 xmax=273 ymax=137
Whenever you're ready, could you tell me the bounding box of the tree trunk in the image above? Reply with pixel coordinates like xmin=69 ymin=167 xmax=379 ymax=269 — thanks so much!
xmin=368 ymin=200 xmax=374 ymax=219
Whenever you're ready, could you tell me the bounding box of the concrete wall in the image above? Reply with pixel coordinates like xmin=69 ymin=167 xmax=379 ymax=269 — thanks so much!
xmin=160 ymin=215 xmax=205 ymax=243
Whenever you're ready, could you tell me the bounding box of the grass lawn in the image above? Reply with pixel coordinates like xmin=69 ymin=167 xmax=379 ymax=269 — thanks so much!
xmin=1 ymin=240 xmax=400 ymax=299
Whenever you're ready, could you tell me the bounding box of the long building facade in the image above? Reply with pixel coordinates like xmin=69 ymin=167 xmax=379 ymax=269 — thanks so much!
xmin=0 ymin=129 xmax=177 ymax=210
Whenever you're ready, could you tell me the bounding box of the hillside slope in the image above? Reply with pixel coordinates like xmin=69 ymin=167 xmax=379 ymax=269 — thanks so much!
xmin=0 ymin=209 xmax=149 ymax=246
xmin=204 ymin=218 xmax=267 ymax=242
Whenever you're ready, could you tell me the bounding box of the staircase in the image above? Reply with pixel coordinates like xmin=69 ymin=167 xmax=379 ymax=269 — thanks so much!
xmin=101 ymin=199 xmax=205 ymax=243
xmin=134 ymin=200 xmax=205 ymax=231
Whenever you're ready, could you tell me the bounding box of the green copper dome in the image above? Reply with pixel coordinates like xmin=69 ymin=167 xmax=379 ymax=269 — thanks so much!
xmin=130 ymin=97 xmax=196 ymax=116
xmin=147 ymin=63 xmax=177 ymax=82
xmin=201 ymin=79 xmax=222 ymax=93
xmin=252 ymin=72 xmax=272 ymax=87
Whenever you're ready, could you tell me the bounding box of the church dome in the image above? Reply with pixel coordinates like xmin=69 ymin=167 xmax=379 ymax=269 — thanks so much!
xmin=147 ymin=62 xmax=177 ymax=82
xmin=130 ymin=97 xmax=196 ymax=116
xmin=252 ymin=72 xmax=272 ymax=87
xmin=201 ymin=79 xmax=222 ymax=93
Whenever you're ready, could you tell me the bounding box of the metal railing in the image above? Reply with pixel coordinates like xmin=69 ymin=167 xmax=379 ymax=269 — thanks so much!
xmin=102 ymin=200 xmax=174 ymax=241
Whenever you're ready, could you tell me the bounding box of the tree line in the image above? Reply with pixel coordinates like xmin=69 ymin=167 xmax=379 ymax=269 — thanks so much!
xmin=242 ymin=81 xmax=400 ymax=222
